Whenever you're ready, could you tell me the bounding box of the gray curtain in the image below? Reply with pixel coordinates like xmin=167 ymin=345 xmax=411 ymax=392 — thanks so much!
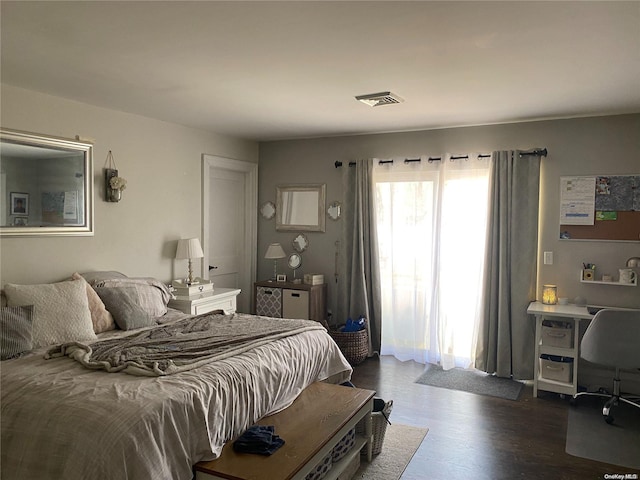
xmin=475 ymin=150 xmax=542 ymax=379
xmin=336 ymin=159 xmax=382 ymax=355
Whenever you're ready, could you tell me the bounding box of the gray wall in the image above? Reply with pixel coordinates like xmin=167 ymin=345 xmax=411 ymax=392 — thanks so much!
xmin=258 ymin=114 xmax=640 ymax=320
xmin=0 ymin=85 xmax=258 ymax=286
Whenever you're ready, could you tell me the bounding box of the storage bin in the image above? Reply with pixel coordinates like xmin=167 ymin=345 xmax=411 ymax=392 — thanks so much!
xmin=282 ymin=289 xmax=309 ymax=319
xmin=331 ymin=428 xmax=355 ymax=463
xmin=541 ymin=320 xmax=573 ymax=348
xmin=305 ymin=450 xmax=332 ymax=480
xmin=539 ymin=354 xmax=573 ymax=383
xmin=255 ymin=286 xmax=282 ymax=318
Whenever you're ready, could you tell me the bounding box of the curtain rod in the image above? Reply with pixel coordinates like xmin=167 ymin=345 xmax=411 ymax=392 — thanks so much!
xmin=334 ymin=148 xmax=547 ymax=168
xmin=520 ymin=148 xmax=548 ymax=158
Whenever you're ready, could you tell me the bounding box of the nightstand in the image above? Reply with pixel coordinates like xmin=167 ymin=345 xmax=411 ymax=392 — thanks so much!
xmin=253 ymin=280 xmax=326 ymax=321
xmin=168 ymin=287 xmax=241 ymax=315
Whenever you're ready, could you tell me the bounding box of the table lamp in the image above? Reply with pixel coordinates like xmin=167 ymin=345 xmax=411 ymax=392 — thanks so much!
xmin=176 ymin=238 xmax=204 ymax=285
xmin=265 ymin=243 xmax=286 ymax=280
xmin=542 ymin=285 xmax=558 ymax=305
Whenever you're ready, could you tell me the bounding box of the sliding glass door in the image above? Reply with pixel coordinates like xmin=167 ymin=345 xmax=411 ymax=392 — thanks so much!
xmin=374 ymin=156 xmax=490 ymax=369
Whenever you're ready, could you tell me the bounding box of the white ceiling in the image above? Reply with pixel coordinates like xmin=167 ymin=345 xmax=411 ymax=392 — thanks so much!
xmin=1 ymin=1 xmax=639 ymax=142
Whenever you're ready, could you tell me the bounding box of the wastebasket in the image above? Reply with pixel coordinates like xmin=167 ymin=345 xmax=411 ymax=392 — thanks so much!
xmin=357 ymin=397 xmax=393 ymax=455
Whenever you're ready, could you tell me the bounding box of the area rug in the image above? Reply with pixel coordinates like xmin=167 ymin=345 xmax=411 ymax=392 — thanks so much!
xmin=566 ymin=397 xmax=640 ymax=469
xmin=414 ymin=364 xmax=523 ymax=401
xmin=353 ymin=423 xmax=428 ymax=480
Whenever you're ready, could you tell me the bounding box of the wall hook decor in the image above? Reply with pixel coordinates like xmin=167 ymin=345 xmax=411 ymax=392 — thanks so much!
xmin=104 ymin=150 xmax=126 ymax=202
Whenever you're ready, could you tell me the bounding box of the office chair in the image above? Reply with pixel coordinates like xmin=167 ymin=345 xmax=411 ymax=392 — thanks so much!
xmin=573 ymin=309 xmax=640 ymax=424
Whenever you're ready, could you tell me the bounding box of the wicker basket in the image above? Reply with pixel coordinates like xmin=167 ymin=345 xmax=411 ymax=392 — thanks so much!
xmin=357 ymin=399 xmax=393 ymax=455
xmin=328 ymin=322 xmax=368 ymax=366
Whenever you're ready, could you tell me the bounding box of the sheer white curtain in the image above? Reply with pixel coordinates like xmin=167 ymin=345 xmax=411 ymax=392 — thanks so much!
xmin=374 ymin=154 xmax=491 ymax=369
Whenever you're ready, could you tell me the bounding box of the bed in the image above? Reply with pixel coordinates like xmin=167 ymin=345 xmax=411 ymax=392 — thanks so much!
xmin=0 ymin=272 xmax=352 ymax=480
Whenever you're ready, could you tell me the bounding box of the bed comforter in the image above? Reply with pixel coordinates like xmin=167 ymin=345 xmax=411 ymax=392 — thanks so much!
xmin=0 ymin=312 xmax=352 ymax=480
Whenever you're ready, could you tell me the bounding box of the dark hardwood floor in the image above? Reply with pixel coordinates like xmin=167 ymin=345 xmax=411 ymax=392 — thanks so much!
xmin=350 ymin=355 xmax=640 ymax=480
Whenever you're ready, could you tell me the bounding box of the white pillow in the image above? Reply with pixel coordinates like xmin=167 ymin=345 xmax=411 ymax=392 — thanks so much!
xmin=4 ymin=280 xmax=97 ymax=348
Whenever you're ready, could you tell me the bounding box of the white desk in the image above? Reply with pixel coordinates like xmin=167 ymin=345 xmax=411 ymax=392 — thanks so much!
xmin=527 ymin=302 xmax=593 ymax=397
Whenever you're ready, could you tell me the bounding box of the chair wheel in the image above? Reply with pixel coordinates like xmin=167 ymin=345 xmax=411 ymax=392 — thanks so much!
xmin=605 ymin=415 xmax=614 ymax=425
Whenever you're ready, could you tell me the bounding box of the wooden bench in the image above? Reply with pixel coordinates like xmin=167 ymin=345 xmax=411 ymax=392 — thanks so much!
xmin=195 ymin=382 xmax=375 ymax=480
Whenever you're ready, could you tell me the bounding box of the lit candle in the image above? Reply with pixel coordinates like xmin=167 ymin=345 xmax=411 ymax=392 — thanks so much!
xmin=542 ymin=285 xmax=558 ymax=305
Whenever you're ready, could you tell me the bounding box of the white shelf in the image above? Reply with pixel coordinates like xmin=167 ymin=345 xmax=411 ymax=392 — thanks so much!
xmin=536 ymin=376 xmax=575 ymax=396
xmin=539 ymin=344 xmax=574 ymax=357
xmin=579 ymin=278 xmax=637 ymax=286
xmin=579 ymin=271 xmax=637 ymax=286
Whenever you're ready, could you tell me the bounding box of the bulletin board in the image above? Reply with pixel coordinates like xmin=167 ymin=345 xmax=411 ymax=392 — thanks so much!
xmin=559 ymin=174 xmax=640 ymax=241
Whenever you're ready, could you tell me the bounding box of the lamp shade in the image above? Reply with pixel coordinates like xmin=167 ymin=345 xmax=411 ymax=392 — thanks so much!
xmin=264 ymin=243 xmax=286 ymax=259
xmin=542 ymin=285 xmax=558 ymax=305
xmin=176 ymin=238 xmax=204 ymax=260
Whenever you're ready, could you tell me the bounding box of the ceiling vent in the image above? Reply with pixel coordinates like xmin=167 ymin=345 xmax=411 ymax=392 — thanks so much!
xmin=355 ymin=91 xmax=404 ymax=107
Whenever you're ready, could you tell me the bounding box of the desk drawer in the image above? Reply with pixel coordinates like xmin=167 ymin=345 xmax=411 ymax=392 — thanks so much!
xmin=541 ymin=320 xmax=573 ymax=348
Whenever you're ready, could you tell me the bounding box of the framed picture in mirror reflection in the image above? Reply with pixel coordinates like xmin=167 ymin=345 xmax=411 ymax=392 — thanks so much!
xmin=10 ymin=192 xmax=29 ymax=215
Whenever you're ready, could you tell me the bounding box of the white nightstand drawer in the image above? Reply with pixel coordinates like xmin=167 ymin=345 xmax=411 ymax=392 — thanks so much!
xmin=169 ymin=288 xmax=240 ymax=315
xmin=194 ymin=302 xmax=221 ymax=315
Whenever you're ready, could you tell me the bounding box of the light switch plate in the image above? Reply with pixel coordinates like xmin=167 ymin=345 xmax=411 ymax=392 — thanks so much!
xmin=543 ymin=251 xmax=553 ymax=265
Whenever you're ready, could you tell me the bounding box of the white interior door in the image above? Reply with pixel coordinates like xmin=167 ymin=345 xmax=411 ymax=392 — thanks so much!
xmin=202 ymin=155 xmax=257 ymax=313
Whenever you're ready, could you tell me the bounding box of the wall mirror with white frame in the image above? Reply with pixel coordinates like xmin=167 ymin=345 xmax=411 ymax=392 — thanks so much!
xmin=276 ymin=184 xmax=326 ymax=232
xmin=0 ymin=128 xmax=94 ymax=236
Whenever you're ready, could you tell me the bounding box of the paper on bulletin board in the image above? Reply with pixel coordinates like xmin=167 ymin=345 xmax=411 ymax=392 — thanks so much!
xmin=63 ymin=191 xmax=78 ymax=220
xmin=560 ymin=176 xmax=595 ymax=225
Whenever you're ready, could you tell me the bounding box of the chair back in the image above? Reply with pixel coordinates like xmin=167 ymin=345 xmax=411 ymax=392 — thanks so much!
xmin=580 ymin=309 xmax=640 ymax=370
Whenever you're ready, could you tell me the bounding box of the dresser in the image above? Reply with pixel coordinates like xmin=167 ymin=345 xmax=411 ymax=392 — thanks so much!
xmin=253 ymin=280 xmax=326 ymax=321
xmin=168 ymin=287 xmax=241 ymax=315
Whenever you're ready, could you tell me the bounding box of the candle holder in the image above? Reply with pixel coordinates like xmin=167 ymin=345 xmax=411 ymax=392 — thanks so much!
xmin=542 ymin=285 xmax=558 ymax=305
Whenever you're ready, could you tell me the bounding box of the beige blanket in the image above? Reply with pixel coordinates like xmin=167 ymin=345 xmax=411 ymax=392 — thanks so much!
xmin=46 ymin=313 xmax=323 ymax=376
xmin=1 ymin=315 xmax=352 ymax=480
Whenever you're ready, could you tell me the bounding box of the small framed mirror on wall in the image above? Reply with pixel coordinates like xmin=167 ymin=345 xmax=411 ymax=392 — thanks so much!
xmin=327 ymin=201 xmax=341 ymax=221
xmin=260 ymin=201 xmax=276 ymax=220
xmin=276 ymin=184 xmax=326 ymax=232
xmin=292 ymin=233 xmax=309 ymax=253
xmin=1 ymin=128 xmax=94 ymax=237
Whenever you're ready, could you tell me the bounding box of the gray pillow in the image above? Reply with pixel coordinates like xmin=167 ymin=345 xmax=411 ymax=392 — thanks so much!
xmin=80 ymin=271 xmax=128 ymax=286
xmin=93 ymin=286 xmax=155 ymax=331
xmin=1 ymin=305 xmax=34 ymax=360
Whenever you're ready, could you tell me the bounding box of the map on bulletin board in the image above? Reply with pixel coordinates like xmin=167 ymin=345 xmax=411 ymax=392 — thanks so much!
xmin=559 ymin=174 xmax=640 ymax=241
